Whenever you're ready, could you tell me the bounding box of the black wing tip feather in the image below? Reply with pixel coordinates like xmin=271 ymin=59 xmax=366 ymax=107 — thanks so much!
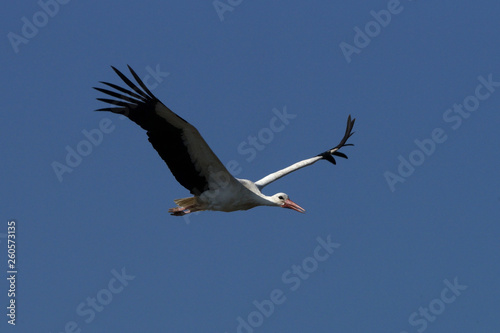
xmin=126 ymin=65 xmax=156 ymax=98
xmin=318 ymin=115 xmax=356 ymax=165
xmin=93 ymin=65 xmax=159 ymax=114
xmin=93 ymin=66 xmax=209 ymax=195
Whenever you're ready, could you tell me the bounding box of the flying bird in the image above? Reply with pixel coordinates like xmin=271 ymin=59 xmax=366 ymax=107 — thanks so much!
xmin=94 ymin=66 xmax=355 ymax=216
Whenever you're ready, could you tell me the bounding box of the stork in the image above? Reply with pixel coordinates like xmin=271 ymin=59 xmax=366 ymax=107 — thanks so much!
xmin=94 ymin=66 xmax=355 ymax=216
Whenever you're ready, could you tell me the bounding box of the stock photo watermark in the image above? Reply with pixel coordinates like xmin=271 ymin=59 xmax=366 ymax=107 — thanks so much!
xmin=51 ymin=65 xmax=169 ymax=183
xmin=225 ymin=235 xmax=340 ymax=333
xmin=235 ymin=106 xmax=297 ymax=163
xmin=384 ymin=73 xmax=499 ymax=192
xmin=7 ymin=0 xmax=73 ymax=54
xmin=4 ymin=221 xmax=17 ymax=325
xmin=339 ymin=0 xmax=419 ymax=64
xmin=51 ymin=267 xmax=135 ymax=333
xmin=182 ymin=105 xmax=296 ymax=224
xmin=400 ymin=277 xmax=467 ymax=333
xmin=213 ymin=0 xmax=243 ymax=22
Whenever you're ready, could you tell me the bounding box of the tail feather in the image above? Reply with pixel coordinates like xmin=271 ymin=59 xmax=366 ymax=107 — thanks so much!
xmin=174 ymin=197 xmax=197 ymax=207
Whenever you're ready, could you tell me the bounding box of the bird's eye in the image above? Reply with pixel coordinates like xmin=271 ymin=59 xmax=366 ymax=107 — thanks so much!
xmin=278 ymin=196 xmax=284 ymax=200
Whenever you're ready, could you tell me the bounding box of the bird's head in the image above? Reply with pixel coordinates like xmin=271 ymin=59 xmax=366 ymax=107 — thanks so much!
xmin=271 ymin=193 xmax=306 ymax=213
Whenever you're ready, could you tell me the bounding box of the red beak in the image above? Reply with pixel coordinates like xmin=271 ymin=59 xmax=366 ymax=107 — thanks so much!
xmin=282 ymin=198 xmax=306 ymax=213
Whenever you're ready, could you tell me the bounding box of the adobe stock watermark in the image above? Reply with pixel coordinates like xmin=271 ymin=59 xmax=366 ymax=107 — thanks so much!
xmin=51 ymin=65 xmax=169 ymax=183
xmin=384 ymin=73 xmax=499 ymax=192
xmin=225 ymin=235 xmax=340 ymax=333
xmin=400 ymin=277 xmax=467 ymax=333
xmin=213 ymin=0 xmax=243 ymax=22
xmin=181 ymin=105 xmax=296 ymax=224
xmin=339 ymin=0 xmax=409 ymax=64
xmin=7 ymin=0 xmax=73 ymax=54
xmin=234 ymin=106 xmax=297 ymax=164
xmin=51 ymin=267 xmax=135 ymax=333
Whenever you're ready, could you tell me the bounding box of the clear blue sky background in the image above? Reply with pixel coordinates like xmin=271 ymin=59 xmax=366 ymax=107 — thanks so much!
xmin=2 ymin=1 xmax=500 ymax=332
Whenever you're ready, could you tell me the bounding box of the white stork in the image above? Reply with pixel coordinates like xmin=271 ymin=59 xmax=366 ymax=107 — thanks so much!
xmin=94 ymin=66 xmax=355 ymax=216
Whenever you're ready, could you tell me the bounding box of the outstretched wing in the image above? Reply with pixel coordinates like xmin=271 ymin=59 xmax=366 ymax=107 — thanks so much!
xmin=254 ymin=115 xmax=355 ymax=190
xmin=94 ymin=65 xmax=237 ymax=196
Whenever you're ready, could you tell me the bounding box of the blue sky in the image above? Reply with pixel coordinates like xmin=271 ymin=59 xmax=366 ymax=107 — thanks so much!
xmin=2 ymin=1 xmax=500 ymax=332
